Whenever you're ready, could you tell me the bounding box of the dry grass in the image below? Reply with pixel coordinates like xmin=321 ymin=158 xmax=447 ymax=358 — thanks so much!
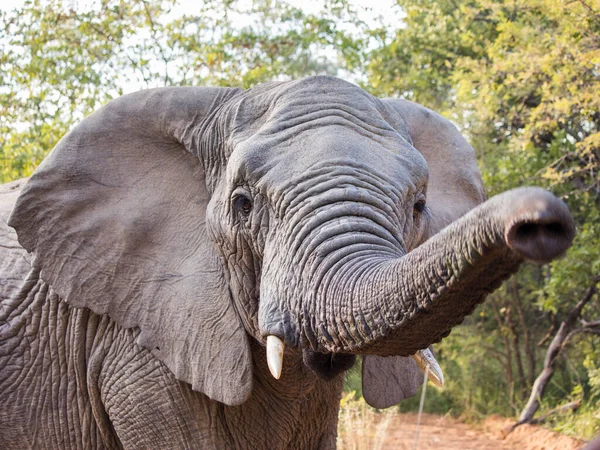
xmin=336 ymin=392 xmax=393 ymax=450
xmin=337 ymin=400 xmax=588 ymax=450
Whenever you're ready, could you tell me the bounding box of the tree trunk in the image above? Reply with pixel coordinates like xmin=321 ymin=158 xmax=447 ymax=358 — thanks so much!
xmin=515 ymin=279 xmax=599 ymax=428
xmin=506 ymin=302 xmax=527 ymax=397
xmin=492 ymin=299 xmax=515 ymax=405
xmin=512 ymin=280 xmax=536 ymax=387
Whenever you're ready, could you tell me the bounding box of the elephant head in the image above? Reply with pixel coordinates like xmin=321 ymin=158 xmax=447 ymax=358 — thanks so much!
xmin=9 ymin=76 xmax=575 ymax=409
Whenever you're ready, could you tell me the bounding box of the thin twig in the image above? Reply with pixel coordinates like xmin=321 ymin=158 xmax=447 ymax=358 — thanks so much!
xmin=413 ymin=366 xmax=429 ymax=450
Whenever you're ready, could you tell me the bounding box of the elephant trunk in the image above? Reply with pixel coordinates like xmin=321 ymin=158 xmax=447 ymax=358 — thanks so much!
xmin=312 ymin=187 xmax=574 ymax=355
xmin=260 ymin=186 xmax=574 ymax=363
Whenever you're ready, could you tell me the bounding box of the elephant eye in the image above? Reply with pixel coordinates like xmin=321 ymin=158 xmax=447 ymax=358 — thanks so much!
xmin=233 ymin=194 xmax=253 ymax=216
xmin=413 ymin=199 xmax=426 ymax=219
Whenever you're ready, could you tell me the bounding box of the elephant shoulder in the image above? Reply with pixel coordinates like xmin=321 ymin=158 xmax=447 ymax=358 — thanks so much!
xmin=0 ymin=178 xmax=29 ymax=222
xmin=0 ymin=178 xmax=33 ymax=302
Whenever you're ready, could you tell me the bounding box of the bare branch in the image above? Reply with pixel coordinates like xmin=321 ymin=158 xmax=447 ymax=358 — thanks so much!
xmin=528 ymin=400 xmax=582 ymax=425
xmin=566 ymin=327 xmax=600 ymax=342
xmin=510 ymin=278 xmax=599 ymax=431
xmin=581 ymin=319 xmax=600 ymax=328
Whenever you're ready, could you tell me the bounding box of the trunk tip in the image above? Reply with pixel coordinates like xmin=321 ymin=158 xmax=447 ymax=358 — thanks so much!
xmin=504 ymin=188 xmax=575 ymax=263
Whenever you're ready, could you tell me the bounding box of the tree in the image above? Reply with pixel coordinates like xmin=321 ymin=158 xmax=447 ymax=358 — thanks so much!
xmin=361 ymin=0 xmax=600 ymax=437
xmin=454 ymin=2 xmax=600 ymax=431
xmin=0 ymin=0 xmax=366 ymax=182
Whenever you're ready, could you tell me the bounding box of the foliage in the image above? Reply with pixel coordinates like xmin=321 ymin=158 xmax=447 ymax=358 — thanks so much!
xmin=547 ymin=352 xmax=600 ymax=439
xmin=0 ymin=0 xmax=365 ymax=182
xmin=1 ymin=0 xmax=150 ymax=180
xmin=361 ymin=0 xmax=600 ymax=438
xmin=364 ymin=0 xmax=496 ymax=114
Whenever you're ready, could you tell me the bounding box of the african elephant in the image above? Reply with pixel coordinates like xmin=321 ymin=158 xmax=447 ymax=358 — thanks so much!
xmin=0 ymin=76 xmax=575 ymax=449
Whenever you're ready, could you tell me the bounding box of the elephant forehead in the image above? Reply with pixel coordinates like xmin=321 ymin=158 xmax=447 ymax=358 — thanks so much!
xmin=261 ymin=89 xmax=393 ymax=137
xmin=224 ymin=76 xmax=428 ymax=189
xmin=227 ymin=76 xmax=397 ymax=146
xmin=228 ymin=124 xmax=428 ymax=194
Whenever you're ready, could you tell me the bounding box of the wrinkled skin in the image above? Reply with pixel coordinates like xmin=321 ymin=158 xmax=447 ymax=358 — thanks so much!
xmin=0 ymin=77 xmax=575 ymax=449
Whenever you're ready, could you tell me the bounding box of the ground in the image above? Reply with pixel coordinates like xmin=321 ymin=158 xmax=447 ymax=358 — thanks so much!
xmin=382 ymin=413 xmax=511 ymax=449
xmin=380 ymin=413 xmax=586 ymax=450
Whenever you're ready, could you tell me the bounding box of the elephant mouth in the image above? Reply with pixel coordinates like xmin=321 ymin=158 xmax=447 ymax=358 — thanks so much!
xmin=302 ymin=349 xmax=357 ymax=380
xmin=266 ymin=336 xmax=445 ymax=384
xmin=264 ymin=336 xmax=357 ymax=380
xmin=300 ymin=348 xmax=444 ymax=385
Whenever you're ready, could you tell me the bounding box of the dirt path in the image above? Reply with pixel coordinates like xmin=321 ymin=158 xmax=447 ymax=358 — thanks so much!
xmin=382 ymin=413 xmax=512 ymax=449
xmin=381 ymin=413 xmax=585 ymax=450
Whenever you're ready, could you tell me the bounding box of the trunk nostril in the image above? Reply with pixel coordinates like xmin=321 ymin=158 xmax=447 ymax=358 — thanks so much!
xmin=515 ymin=222 xmax=565 ymax=240
xmin=505 ymin=192 xmax=575 ymax=263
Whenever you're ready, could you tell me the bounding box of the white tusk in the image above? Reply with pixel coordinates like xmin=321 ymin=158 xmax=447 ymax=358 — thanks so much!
xmin=266 ymin=335 xmax=285 ymax=380
xmin=412 ymin=348 xmax=444 ymax=388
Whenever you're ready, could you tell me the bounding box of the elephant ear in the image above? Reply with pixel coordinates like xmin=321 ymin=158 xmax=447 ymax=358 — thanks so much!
xmin=361 ymin=98 xmax=486 ymax=408
xmin=8 ymin=87 xmax=253 ymax=406
xmin=382 ymin=98 xmax=486 ymax=233
xmin=362 ymin=355 xmax=423 ymax=408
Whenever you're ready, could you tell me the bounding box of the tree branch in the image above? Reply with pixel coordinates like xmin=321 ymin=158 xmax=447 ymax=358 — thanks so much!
xmin=510 ymin=277 xmax=599 ymax=432
xmin=528 ymin=400 xmax=582 ymax=425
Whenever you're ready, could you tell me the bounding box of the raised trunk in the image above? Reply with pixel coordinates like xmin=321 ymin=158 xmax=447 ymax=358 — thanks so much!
xmin=315 ymin=187 xmax=575 ymax=355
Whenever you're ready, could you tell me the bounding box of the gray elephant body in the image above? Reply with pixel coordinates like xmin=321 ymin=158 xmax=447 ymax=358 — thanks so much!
xmin=0 ymin=77 xmax=575 ymax=449
xmin=1 ymin=183 xmax=341 ymax=449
